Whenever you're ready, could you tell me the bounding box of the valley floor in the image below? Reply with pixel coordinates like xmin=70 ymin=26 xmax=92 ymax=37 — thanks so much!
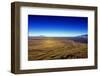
xmin=28 ymin=37 xmax=88 ymax=60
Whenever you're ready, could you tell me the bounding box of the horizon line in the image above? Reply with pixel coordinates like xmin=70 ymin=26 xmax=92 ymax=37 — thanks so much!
xmin=28 ymin=34 xmax=88 ymax=37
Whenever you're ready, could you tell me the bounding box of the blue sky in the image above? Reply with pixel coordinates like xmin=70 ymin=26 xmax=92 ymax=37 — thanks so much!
xmin=28 ymin=15 xmax=88 ymax=37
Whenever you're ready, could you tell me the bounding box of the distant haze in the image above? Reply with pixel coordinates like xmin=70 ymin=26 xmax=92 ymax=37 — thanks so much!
xmin=29 ymin=34 xmax=88 ymax=37
xmin=28 ymin=15 xmax=88 ymax=37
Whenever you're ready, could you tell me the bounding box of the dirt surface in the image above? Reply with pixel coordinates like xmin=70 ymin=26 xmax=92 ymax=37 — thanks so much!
xmin=28 ymin=37 xmax=88 ymax=60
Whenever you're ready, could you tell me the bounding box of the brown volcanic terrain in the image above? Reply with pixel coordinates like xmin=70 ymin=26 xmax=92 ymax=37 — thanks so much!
xmin=28 ymin=37 xmax=87 ymax=60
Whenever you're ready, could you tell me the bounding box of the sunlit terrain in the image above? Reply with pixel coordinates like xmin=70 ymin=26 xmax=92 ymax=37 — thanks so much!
xmin=28 ymin=37 xmax=88 ymax=60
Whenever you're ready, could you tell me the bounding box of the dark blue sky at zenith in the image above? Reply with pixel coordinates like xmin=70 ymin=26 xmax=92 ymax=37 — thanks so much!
xmin=28 ymin=15 xmax=88 ymax=37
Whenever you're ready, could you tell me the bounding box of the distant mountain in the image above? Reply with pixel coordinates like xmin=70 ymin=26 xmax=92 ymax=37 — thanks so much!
xmin=76 ymin=34 xmax=88 ymax=38
xmin=37 ymin=35 xmax=46 ymax=37
xmin=29 ymin=35 xmax=46 ymax=37
xmin=28 ymin=35 xmax=46 ymax=40
xmin=68 ymin=34 xmax=88 ymax=43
